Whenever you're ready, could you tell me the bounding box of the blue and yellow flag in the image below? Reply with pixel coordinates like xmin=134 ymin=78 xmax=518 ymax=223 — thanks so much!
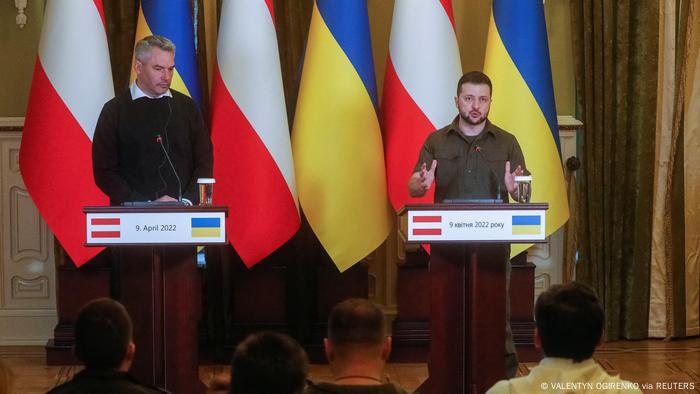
xmin=131 ymin=0 xmax=201 ymax=106
xmin=191 ymin=217 xmax=221 ymax=238
xmin=483 ymin=0 xmax=569 ymax=255
xmin=292 ymin=0 xmax=391 ymax=272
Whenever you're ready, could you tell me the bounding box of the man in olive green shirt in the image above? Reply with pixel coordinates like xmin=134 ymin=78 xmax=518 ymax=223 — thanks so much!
xmin=408 ymin=71 xmax=527 ymax=393
xmin=408 ymin=73 xmax=526 ymax=202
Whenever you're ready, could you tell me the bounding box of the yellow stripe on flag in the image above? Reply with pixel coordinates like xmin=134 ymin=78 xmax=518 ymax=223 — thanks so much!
xmin=512 ymin=225 xmax=542 ymax=235
xmin=192 ymin=228 xmax=220 ymax=237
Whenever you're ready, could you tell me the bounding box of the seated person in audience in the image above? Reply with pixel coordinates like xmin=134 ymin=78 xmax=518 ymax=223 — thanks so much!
xmin=304 ymin=298 xmax=410 ymax=394
xmin=47 ymin=297 xmax=168 ymax=394
xmin=486 ymin=282 xmax=642 ymax=394
xmin=208 ymin=331 xmax=308 ymax=394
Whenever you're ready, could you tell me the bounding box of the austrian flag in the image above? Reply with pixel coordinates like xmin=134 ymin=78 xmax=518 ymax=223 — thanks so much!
xmin=89 ymin=217 xmax=121 ymax=239
xmin=210 ymin=0 xmax=300 ymax=267
xmin=412 ymin=215 xmax=442 ymax=236
xmin=19 ymin=0 xmax=113 ymax=267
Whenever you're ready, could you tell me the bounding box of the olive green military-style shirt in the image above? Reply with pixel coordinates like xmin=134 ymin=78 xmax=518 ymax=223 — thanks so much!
xmin=413 ymin=117 xmax=528 ymax=203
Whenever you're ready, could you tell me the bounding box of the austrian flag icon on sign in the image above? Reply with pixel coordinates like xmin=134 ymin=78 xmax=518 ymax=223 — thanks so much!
xmin=412 ymin=215 xmax=442 ymax=236
xmin=90 ymin=217 xmax=121 ymax=239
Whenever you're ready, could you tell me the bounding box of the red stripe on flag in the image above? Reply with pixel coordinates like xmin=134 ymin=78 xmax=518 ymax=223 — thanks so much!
xmin=19 ymin=60 xmax=108 ymax=267
xmin=91 ymin=218 xmax=120 ymax=225
xmin=413 ymin=216 xmax=441 ymax=223
xmin=91 ymin=231 xmax=120 ymax=238
xmin=438 ymin=0 xmax=456 ymax=30
xmin=413 ymin=228 xmax=442 ymax=236
xmin=93 ymin=0 xmax=106 ymax=25
xmin=381 ymin=58 xmax=437 ymax=211
xmin=210 ymin=66 xmax=299 ymax=267
xmin=264 ymin=0 xmax=275 ymax=25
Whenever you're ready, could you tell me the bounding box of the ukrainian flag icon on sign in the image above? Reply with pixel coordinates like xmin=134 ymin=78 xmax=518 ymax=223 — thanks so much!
xmin=511 ymin=215 xmax=541 ymax=235
xmin=191 ymin=217 xmax=221 ymax=238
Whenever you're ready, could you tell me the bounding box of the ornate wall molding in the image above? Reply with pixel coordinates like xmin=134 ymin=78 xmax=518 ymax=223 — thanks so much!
xmin=0 ymin=118 xmax=24 ymax=132
xmin=15 ymin=0 xmax=27 ymax=28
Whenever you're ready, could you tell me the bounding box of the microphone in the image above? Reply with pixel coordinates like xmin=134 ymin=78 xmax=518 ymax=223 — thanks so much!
xmin=474 ymin=145 xmax=502 ymax=202
xmin=155 ymin=134 xmax=182 ymax=201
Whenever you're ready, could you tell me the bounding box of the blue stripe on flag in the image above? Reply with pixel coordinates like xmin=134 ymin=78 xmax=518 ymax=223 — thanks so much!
xmin=492 ymin=0 xmax=560 ymax=153
xmin=316 ymin=0 xmax=378 ymax=110
xmin=192 ymin=217 xmax=220 ymax=228
xmin=512 ymin=215 xmax=541 ymax=226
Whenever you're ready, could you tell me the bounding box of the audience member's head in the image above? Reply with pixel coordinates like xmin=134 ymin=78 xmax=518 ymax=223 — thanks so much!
xmin=535 ymin=281 xmax=605 ymax=362
xmin=74 ymin=298 xmax=135 ymax=371
xmin=325 ymin=298 xmax=390 ymax=366
xmin=230 ymin=332 xmax=308 ymax=394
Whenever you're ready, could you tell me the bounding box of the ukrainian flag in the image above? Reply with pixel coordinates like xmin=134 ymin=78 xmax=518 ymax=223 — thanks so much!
xmin=483 ymin=0 xmax=569 ymax=255
xmin=512 ymin=215 xmax=542 ymax=235
xmin=131 ymin=0 xmax=202 ymax=106
xmin=292 ymin=0 xmax=391 ymax=272
xmin=191 ymin=217 xmax=221 ymax=238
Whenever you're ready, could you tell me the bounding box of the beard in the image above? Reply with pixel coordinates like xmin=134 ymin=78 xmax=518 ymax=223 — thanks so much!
xmin=459 ymin=110 xmax=488 ymax=126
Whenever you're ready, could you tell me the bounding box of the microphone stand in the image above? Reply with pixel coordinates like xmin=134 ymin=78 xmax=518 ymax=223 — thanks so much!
xmin=155 ymin=134 xmax=182 ymax=202
xmin=475 ymin=145 xmax=503 ymax=203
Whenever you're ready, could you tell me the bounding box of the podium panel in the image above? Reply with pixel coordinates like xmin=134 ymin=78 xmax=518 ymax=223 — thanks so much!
xmin=84 ymin=206 xmax=227 ymax=394
xmin=399 ymin=203 xmax=547 ymax=394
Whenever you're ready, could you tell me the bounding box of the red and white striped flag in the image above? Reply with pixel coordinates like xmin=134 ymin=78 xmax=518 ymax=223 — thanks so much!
xmin=382 ymin=0 xmax=462 ymax=211
xmin=412 ymin=215 xmax=443 ymax=236
xmin=89 ymin=217 xmax=121 ymax=239
xmin=210 ymin=0 xmax=299 ymax=267
xmin=19 ymin=0 xmax=113 ymax=267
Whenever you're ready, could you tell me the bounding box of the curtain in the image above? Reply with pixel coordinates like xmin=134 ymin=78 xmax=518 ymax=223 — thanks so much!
xmin=102 ymin=1 xmax=138 ymax=92
xmin=563 ymin=157 xmax=580 ymax=283
xmin=649 ymin=0 xmax=700 ymax=338
xmin=571 ymin=0 xmax=659 ymax=340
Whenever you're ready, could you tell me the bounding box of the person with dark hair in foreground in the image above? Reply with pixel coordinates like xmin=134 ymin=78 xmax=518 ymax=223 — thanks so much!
xmin=228 ymin=331 xmax=308 ymax=394
xmin=486 ymin=282 xmax=642 ymax=394
xmin=47 ymin=298 xmax=168 ymax=394
xmin=304 ymin=298 xmax=410 ymax=394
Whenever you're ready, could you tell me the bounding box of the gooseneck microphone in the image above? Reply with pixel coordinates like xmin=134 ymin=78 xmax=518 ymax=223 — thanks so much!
xmin=155 ymin=134 xmax=182 ymax=201
xmin=474 ymin=145 xmax=502 ymax=202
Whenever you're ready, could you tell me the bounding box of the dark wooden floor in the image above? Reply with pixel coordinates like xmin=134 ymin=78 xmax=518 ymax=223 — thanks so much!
xmin=1 ymin=338 xmax=698 ymax=393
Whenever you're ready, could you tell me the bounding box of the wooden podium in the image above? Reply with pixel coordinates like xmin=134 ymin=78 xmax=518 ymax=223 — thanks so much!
xmin=398 ymin=203 xmax=548 ymax=394
xmin=84 ymin=205 xmax=228 ymax=394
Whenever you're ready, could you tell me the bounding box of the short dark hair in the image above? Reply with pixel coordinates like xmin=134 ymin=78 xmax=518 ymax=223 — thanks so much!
xmin=457 ymin=71 xmax=493 ymax=96
xmin=230 ymin=332 xmax=308 ymax=394
xmin=327 ymin=298 xmax=384 ymax=347
xmin=535 ymin=282 xmax=605 ymax=362
xmin=74 ymin=298 xmax=132 ymax=370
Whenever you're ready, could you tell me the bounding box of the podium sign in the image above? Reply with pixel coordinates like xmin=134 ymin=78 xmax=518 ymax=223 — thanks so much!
xmin=85 ymin=206 xmax=227 ymax=245
xmin=402 ymin=208 xmax=546 ymax=243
